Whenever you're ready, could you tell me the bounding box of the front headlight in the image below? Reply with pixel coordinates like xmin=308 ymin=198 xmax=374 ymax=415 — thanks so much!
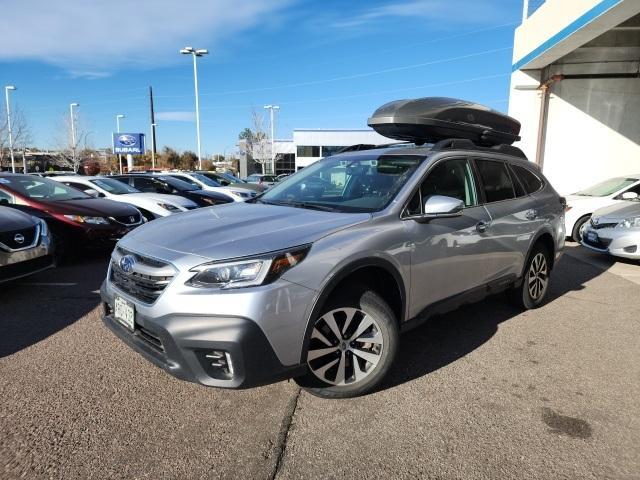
xmin=616 ymin=217 xmax=640 ymax=229
xmin=63 ymin=215 xmax=110 ymax=225
xmin=157 ymin=202 xmax=181 ymax=212
xmin=231 ymin=190 xmax=251 ymax=198
xmin=187 ymin=245 xmax=310 ymax=289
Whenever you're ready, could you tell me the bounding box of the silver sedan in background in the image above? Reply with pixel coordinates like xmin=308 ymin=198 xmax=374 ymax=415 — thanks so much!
xmin=581 ymin=194 xmax=640 ymax=261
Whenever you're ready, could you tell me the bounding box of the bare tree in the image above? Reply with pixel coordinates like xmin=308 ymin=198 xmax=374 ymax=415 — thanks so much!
xmin=0 ymin=105 xmax=32 ymax=169
xmin=239 ymin=108 xmax=270 ymax=173
xmin=53 ymin=110 xmax=92 ymax=172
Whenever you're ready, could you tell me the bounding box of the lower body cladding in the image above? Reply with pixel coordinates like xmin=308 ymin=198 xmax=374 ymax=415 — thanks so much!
xmin=581 ymin=226 xmax=640 ymax=260
xmin=100 ymin=278 xmax=314 ymax=389
xmin=0 ymin=240 xmax=55 ymax=283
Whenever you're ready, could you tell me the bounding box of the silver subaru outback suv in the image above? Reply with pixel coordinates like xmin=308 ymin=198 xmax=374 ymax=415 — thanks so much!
xmin=101 ymin=98 xmax=565 ymax=398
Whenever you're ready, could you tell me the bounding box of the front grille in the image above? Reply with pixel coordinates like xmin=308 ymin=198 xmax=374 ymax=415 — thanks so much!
xmin=590 ymin=219 xmax=617 ymax=230
xmin=136 ymin=326 xmax=164 ymax=352
xmin=110 ymin=247 xmax=175 ymax=304
xmin=110 ymin=213 xmax=142 ymax=226
xmin=584 ymin=236 xmax=612 ymax=250
xmin=0 ymin=225 xmax=38 ymax=251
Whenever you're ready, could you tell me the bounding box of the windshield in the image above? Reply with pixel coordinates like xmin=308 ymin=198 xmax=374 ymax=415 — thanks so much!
xmin=258 ymin=154 xmax=423 ymax=213
xmin=221 ymin=172 xmax=243 ymax=183
xmin=575 ymin=177 xmax=638 ymax=197
xmin=0 ymin=176 xmax=91 ymax=200
xmin=189 ymin=173 xmax=222 ymax=187
xmin=91 ymin=178 xmax=140 ymax=194
xmin=158 ymin=176 xmax=198 ymax=191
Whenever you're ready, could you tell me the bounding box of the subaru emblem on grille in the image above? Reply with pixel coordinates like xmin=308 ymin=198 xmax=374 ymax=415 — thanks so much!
xmin=120 ymin=255 xmax=136 ymax=273
xmin=14 ymin=233 xmax=25 ymax=244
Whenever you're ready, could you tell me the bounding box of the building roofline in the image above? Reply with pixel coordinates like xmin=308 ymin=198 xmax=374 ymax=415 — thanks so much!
xmin=293 ymin=128 xmax=375 ymax=132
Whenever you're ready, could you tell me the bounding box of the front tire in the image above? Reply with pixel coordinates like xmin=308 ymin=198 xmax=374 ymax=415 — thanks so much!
xmin=508 ymin=243 xmax=552 ymax=310
xmin=572 ymin=215 xmax=590 ymax=242
xmin=295 ymin=289 xmax=399 ymax=399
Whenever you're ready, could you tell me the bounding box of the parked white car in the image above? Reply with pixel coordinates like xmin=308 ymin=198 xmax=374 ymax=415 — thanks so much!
xmin=158 ymin=172 xmax=256 ymax=201
xmin=581 ymin=195 xmax=640 ymax=261
xmin=53 ymin=176 xmax=197 ymax=220
xmin=564 ymin=174 xmax=640 ymax=241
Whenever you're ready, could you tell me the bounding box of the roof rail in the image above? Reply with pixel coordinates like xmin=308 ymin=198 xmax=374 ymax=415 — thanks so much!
xmin=336 ymin=141 xmax=413 ymax=154
xmin=431 ymin=138 xmax=527 ymax=159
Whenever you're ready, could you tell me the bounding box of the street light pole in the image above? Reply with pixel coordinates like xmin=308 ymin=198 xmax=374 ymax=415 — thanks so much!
xmin=264 ymin=104 xmax=279 ymax=175
xmin=4 ymin=86 xmax=16 ymax=173
xmin=116 ymin=114 xmax=125 ymax=174
xmin=180 ymin=46 xmax=209 ymax=171
xmin=151 ymin=123 xmax=157 ymax=169
xmin=70 ymin=103 xmax=79 ymax=171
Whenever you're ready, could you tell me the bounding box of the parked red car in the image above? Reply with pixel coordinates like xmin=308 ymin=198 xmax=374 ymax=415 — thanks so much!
xmin=0 ymin=174 xmax=143 ymax=254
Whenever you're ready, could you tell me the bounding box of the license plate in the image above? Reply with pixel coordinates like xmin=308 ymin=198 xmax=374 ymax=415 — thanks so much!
xmin=587 ymin=231 xmax=598 ymax=243
xmin=114 ymin=296 xmax=135 ymax=331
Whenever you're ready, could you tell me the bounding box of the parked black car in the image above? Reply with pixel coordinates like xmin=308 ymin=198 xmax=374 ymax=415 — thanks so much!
xmin=110 ymin=174 xmax=232 ymax=207
xmin=0 ymin=205 xmax=55 ymax=283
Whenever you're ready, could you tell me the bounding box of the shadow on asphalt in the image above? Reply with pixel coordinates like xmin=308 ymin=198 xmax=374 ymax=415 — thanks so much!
xmin=377 ymin=254 xmax=603 ymax=392
xmin=0 ymin=250 xmax=110 ymax=358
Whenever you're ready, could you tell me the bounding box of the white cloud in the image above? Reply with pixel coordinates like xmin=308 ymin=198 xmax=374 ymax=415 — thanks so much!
xmin=0 ymin=0 xmax=293 ymax=77
xmin=156 ymin=111 xmax=195 ymax=122
xmin=330 ymin=0 xmax=510 ymax=29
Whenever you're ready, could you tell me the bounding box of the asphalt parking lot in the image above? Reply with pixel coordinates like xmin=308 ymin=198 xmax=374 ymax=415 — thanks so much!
xmin=1 ymin=249 xmax=638 ymax=480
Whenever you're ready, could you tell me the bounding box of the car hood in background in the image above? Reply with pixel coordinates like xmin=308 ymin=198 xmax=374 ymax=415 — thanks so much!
xmin=119 ymin=193 xmax=197 ymax=208
xmin=121 ymin=202 xmax=371 ymax=262
xmin=0 ymin=206 xmax=37 ymax=231
xmin=592 ymin=201 xmax=640 ymax=222
xmin=37 ymin=197 xmax=139 ymax=217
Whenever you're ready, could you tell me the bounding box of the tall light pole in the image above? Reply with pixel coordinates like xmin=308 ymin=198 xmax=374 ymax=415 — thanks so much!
xmin=264 ymin=105 xmax=279 ymax=175
xmin=69 ymin=103 xmax=79 ymax=171
xmin=116 ymin=114 xmax=125 ymax=174
xmin=180 ymin=46 xmax=208 ymax=170
xmin=4 ymin=86 xmax=16 ymax=173
xmin=151 ymin=123 xmax=157 ymax=169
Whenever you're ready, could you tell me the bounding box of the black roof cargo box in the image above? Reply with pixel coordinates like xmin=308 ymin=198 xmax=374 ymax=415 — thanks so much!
xmin=368 ymin=97 xmax=521 ymax=146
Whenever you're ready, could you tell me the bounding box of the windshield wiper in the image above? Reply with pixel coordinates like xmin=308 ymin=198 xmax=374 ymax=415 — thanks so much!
xmin=259 ymin=199 xmax=340 ymax=212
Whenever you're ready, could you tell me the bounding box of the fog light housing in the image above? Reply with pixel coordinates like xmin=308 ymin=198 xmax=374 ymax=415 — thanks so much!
xmin=623 ymin=245 xmax=638 ymax=253
xmin=203 ymin=350 xmax=234 ymax=378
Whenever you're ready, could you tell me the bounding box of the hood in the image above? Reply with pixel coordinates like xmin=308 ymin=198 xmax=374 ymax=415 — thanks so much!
xmin=120 ymin=192 xmax=196 ymax=208
xmin=592 ymin=201 xmax=640 ymax=221
xmin=0 ymin=206 xmax=37 ymax=231
xmin=121 ymin=202 xmax=370 ymax=262
xmin=565 ymin=194 xmax=605 ymax=205
xmin=35 ymin=197 xmax=139 ymax=217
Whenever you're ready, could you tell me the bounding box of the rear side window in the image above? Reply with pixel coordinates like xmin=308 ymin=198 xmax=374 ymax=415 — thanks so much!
xmin=475 ymin=160 xmax=515 ymax=203
xmin=511 ymin=164 xmax=543 ymax=194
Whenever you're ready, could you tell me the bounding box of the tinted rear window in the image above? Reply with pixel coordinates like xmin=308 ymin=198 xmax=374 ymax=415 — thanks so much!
xmin=475 ymin=160 xmax=515 ymax=203
xmin=511 ymin=164 xmax=543 ymax=194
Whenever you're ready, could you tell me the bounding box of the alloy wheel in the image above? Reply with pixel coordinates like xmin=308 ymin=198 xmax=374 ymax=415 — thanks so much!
xmin=307 ymin=307 xmax=384 ymax=386
xmin=527 ymin=252 xmax=548 ymax=300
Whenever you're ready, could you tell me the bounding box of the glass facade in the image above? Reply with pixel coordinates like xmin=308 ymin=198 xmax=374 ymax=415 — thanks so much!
xmin=297 ymin=145 xmax=320 ymax=157
xmin=321 ymin=146 xmax=344 ymax=157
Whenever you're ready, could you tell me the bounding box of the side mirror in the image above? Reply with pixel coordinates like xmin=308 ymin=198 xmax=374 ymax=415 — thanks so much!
xmin=84 ymin=188 xmax=101 ymax=198
xmin=420 ymin=195 xmax=464 ymax=219
xmin=0 ymin=198 xmax=8 ymax=205
xmin=621 ymin=191 xmax=638 ymax=200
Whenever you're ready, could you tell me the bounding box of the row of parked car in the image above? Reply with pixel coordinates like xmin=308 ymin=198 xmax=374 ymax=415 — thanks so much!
xmin=0 ymin=170 xmax=287 ymax=283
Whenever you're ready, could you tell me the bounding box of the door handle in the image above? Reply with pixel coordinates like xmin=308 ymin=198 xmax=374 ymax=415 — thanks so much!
xmin=476 ymin=221 xmax=490 ymax=233
xmin=526 ymin=209 xmax=538 ymax=220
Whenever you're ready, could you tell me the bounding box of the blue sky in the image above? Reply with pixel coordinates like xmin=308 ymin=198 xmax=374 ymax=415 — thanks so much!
xmin=0 ymin=0 xmax=522 ymax=155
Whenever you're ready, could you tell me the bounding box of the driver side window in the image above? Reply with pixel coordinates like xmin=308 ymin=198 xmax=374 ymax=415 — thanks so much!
xmin=0 ymin=189 xmax=14 ymax=204
xmin=406 ymin=158 xmax=477 ymax=216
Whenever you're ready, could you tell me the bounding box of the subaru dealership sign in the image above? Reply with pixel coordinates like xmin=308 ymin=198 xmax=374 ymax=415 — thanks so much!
xmin=112 ymin=133 xmax=145 ymax=154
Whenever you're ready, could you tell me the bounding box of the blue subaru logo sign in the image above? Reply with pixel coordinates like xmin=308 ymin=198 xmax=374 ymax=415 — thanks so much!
xmin=113 ymin=132 xmax=145 ymax=154
xmin=120 ymin=255 xmax=136 ymax=273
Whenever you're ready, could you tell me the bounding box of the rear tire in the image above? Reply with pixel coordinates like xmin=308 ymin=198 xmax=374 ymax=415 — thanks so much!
xmin=508 ymin=243 xmax=552 ymax=310
xmin=295 ymin=288 xmax=399 ymax=399
xmin=571 ymin=215 xmax=590 ymax=242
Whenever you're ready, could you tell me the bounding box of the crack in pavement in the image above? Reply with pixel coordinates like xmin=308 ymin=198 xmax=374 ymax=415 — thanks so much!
xmin=269 ymin=387 xmax=301 ymax=480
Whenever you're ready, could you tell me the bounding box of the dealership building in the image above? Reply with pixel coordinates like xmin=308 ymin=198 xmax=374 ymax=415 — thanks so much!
xmin=509 ymin=0 xmax=640 ymax=195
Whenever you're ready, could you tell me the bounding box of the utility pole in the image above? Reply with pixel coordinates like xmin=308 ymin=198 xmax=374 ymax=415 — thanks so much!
xmin=4 ymin=86 xmax=16 ymax=173
xmin=263 ymin=104 xmax=279 ymax=175
xmin=116 ymin=114 xmax=125 ymax=174
xmin=149 ymin=86 xmax=157 ymax=169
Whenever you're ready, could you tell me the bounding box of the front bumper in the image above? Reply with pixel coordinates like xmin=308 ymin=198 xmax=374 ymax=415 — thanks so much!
xmin=581 ymin=225 xmax=640 ymax=260
xmin=100 ymin=278 xmax=310 ymax=389
xmin=0 ymin=237 xmax=55 ymax=283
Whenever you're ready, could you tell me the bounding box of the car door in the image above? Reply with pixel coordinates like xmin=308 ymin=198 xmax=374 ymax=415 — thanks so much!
xmin=473 ymin=158 xmax=538 ymax=283
xmin=404 ymin=157 xmax=492 ymax=315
